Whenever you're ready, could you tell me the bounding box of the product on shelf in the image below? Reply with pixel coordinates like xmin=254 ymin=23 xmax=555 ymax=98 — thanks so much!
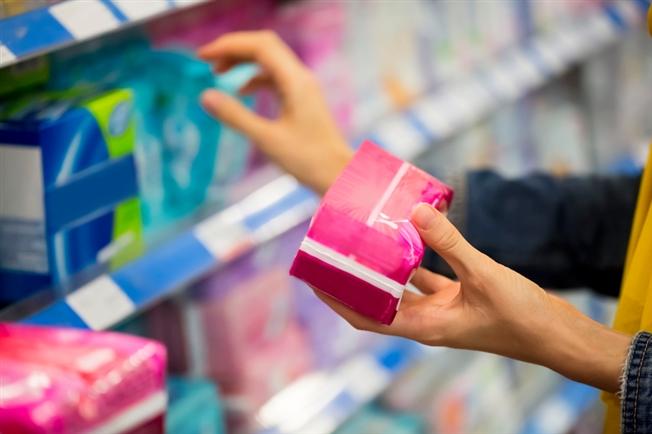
xmin=334 ymin=404 xmax=426 ymax=434
xmin=191 ymin=224 xmax=313 ymax=426
xmin=0 ymin=89 xmax=143 ymax=302
xmin=167 ymin=376 xmax=226 ymax=434
xmin=290 ymin=140 xmax=453 ymax=324
xmin=0 ymin=323 xmax=167 ymax=434
xmin=126 ymin=49 xmax=221 ymax=233
xmin=49 ymin=38 xmax=256 ymax=235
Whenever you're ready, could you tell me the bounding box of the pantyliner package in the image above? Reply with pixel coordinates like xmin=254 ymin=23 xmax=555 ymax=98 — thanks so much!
xmin=291 ymin=141 xmax=453 ymax=324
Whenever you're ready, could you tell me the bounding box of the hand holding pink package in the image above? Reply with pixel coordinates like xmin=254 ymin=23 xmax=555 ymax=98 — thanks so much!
xmin=290 ymin=141 xmax=453 ymax=324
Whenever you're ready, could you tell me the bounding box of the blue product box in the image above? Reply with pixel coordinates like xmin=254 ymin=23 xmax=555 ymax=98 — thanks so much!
xmin=167 ymin=377 xmax=226 ymax=434
xmin=0 ymin=89 xmax=143 ymax=301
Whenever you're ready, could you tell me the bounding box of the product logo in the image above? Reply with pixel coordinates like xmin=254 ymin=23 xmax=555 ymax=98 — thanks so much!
xmin=109 ymin=101 xmax=132 ymax=136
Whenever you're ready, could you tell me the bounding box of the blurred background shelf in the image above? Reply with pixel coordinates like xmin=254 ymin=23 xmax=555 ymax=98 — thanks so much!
xmin=370 ymin=0 xmax=646 ymax=160
xmin=0 ymin=0 xmax=209 ymax=67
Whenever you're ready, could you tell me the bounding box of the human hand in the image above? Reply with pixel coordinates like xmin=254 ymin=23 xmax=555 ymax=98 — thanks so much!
xmin=198 ymin=31 xmax=353 ymax=195
xmin=315 ymin=204 xmax=630 ymax=393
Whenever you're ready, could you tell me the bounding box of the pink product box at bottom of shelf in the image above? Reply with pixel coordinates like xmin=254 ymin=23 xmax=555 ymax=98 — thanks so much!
xmin=290 ymin=141 xmax=453 ymax=325
xmin=0 ymin=323 xmax=167 ymax=434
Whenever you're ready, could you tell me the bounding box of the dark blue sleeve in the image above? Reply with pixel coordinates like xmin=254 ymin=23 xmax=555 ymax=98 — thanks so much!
xmin=622 ymin=331 xmax=652 ymax=434
xmin=423 ymin=170 xmax=641 ymax=296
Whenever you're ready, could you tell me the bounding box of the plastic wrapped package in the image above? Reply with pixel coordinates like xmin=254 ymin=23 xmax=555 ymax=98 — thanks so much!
xmin=191 ymin=229 xmax=313 ymax=426
xmin=0 ymin=323 xmax=167 ymax=434
xmin=167 ymin=377 xmax=226 ymax=434
xmin=290 ymin=141 xmax=453 ymax=324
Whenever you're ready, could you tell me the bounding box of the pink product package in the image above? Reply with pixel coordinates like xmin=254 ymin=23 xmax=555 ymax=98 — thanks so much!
xmin=192 ymin=232 xmax=312 ymax=409
xmin=0 ymin=323 xmax=167 ymax=434
xmin=290 ymin=141 xmax=453 ymax=324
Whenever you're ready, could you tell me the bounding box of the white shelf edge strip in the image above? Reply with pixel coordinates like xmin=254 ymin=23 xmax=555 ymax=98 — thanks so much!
xmin=22 ymin=176 xmax=316 ymax=330
xmin=0 ymin=0 xmax=210 ymax=68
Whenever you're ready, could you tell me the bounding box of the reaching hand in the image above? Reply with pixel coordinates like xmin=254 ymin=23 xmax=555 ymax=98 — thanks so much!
xmin=198 ymin=31 xmax=353 ymax=194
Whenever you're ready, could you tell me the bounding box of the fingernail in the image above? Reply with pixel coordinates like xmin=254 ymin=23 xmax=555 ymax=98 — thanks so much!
xmin=411 ymin=204 xmax=436 ymax=230
xmin=200 ymin=90 xmax=222 ymax=110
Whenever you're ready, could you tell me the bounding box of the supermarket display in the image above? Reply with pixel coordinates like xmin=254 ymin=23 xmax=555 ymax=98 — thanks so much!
xmin=0 ymin=323 xmax=167 ymax=433
xmin=290 ymin=141 xmax=453 ymax=324
xmin=0 ymin=88 xmax=143 ymax=302
xmin=0 ymin=0 xmax=651 ymax=433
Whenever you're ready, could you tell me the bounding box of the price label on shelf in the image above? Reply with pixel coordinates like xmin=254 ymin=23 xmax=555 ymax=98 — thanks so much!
xmin=49 ymin=0 xmax=120 ymax=40
xmin=374 ymin=116 xmax=426 ymax=160
xmin=194 ymin=208 xmax=253 ymax=261
xmin=0 ymin=44 xmax=16 ymax=67
xmin=413 ymin=96 xmax=453 ymax=139
xmin=336 ymin=354 xmax=391 ymax=401
xmin=66 ymin=276 xmax=135 ymax=330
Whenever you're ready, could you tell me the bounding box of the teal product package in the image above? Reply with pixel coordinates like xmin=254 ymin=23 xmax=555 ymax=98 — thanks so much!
xmin=209 ymin=63 xmax=259 ymax=198
xmin=0 ymin=89 xmax=143 ymax=301
xmin=127 ymin=50 xmax=221 ymax=233
xmin=334 ymin=405 xmax=425 ymax=434
xmin=167 ymin=377 xmax=226 ymax=434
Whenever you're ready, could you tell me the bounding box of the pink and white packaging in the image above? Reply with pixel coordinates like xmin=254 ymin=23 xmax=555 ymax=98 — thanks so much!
xmin=0 ymin=323 xmax=167 ymax=434
xmin=290 ymin=141 xmax=453 ymax=324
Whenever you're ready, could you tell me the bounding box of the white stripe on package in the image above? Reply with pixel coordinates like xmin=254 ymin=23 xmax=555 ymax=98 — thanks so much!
xmin=365 ymin=162 xmax=410 ymax=226
xmin=300 ymin=238 xmax=404 ymax=299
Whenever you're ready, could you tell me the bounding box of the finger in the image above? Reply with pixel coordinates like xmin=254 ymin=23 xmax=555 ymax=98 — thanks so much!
xmin=411 ymin=204 xmax=483 ymax=277
xmin=198 ymin=31 xmax=306 ymax=95
xmin=410 ymin=268 xmax=455 ymax=295
xmin=239 ymin=73 xmax=274 ymax=95
xmin=312 ymin=288 xmax=424 ymax=339
xmin=201 ymin=89 xmax=272 ymax=143
xmin=312 ymin=289 xmax=389 ymax=334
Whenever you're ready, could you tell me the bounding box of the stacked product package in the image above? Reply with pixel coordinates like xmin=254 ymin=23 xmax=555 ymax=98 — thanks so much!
xmin=0 ymin=323 xmax=167 ymax=433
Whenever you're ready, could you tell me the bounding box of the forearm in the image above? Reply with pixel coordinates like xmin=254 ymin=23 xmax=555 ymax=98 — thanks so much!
xmin=523 ymin=293 xmax=630 ymax=393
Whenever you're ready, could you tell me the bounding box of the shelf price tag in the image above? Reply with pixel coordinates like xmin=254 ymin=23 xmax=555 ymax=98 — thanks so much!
xmin=66 ymin=276 xmax=136 ymax=330
xmin=49 ymin=0 xmax=120 ymax=40
xmin=0 ymin=45 xmax=16 ymax=67
xmin=194 ymin=208 xmax=253 ymax=261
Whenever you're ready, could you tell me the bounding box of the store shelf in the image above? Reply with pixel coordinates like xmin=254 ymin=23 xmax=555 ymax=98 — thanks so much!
xmin=519 ymin=380 xmax=600 ymax=434
xmin=0 ymin=0 xmax=209 ymax=68
xmin=256 ymin=339 xmax=426 ymax=434
xmin=370 ymin=0 xmax=647 ymax=161
xmin=20 ymin=175 xmax=318 ymax=329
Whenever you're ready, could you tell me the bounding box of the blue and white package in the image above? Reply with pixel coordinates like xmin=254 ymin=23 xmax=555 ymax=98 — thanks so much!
xmin=0 ymin=89 xmax=143 ymax=301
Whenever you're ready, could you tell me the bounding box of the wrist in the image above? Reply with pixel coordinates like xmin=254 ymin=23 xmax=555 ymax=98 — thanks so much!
xmin=316 ymin=145 xmax=354 ymax=195
xmin=533 ymin=294 xmax=630 ymax=393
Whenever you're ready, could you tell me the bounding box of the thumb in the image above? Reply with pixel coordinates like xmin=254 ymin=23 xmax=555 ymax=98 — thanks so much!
xmin=411 ymin=203 xmax=481 ymax=277
xmin=201 ymin=89 xmax=271 ymax=143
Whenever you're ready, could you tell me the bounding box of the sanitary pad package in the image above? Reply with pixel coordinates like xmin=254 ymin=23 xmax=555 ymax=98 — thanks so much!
xmin=290 ymin=141 xmax=453 ymax=324
xmin=0 ymin=89 xmax=143 ymax=301
xmin=0 ymin=323 xmax=167 ymax=433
